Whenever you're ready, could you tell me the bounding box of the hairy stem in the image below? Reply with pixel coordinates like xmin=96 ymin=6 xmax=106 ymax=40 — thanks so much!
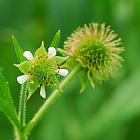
xmin=19 ymin=82 xmax=27 ymax=127
xmin=15 ymin=127 xmax=27 ymax=140
xmin=24 ymin=65 xmax=81 ymax=137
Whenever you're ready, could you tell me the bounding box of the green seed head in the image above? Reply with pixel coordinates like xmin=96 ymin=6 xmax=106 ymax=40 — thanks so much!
xmin=64 ymin=23 xmax=124 ymax=83
xmin=30 ymin=55 xmax=58 ymax=86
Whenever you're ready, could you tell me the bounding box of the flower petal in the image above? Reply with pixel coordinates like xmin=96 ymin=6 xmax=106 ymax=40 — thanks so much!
xmin=40 ymin=85 xmax=46 ymax=98
xmin=48 ymin=47 xmax=56 ymax=56
xmin=23 ymin=51 xmax=34 ymax=60
xmin=57 ymin=69 xmax=69 ymax=76
xmin=17 ymin=75 xmax=29 ymax=84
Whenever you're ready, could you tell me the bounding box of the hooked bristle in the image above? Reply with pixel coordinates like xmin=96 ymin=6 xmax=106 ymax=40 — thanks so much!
xmin=64 ymin=23 xmax=124 ymax=83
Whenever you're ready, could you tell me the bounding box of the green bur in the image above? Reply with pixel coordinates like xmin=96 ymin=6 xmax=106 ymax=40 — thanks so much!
xmin=64 ymin=23 xmax=124 ymax=87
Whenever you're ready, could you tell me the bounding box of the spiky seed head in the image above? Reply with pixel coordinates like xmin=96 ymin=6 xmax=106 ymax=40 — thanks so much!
xmin=30 ymin=54 xmax=58 ymax=86
xmin=64 ymin=23 xmax=124 ymax=83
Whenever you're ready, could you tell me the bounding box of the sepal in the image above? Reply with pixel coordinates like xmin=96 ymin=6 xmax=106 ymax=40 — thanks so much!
xmin=27 ymin=82 xmax=39 ymax=99
xmin=80 ymin=71 xmax=88 ymax=93
xmin=14 ymin=61 xmax=31 ymax=74
xmin=87 ymin=70 xmax=95 ymax=88
xmin=55 ymin=56 xmax=69 ymax=65
xmin=57 ymin=48 xmax=67 ymax=56
xmin=34 ymin=41 xmax=46 ymax=57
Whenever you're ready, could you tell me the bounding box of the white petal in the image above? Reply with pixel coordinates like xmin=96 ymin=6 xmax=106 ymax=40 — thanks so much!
xmin=40 ymin=85 xmax=46 ymax=98
xmin=17 ymin=75 xmax=29 ymax=84
xmin=57 ymin=69 xmax=69 ymax=76
xmin=48 ymin=47 xmax=56 ymax=56
xmin=23 ymin=51 xmax=34 ymax=60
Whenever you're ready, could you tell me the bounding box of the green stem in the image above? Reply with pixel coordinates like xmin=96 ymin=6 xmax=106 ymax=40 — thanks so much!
xmin=24 ymin=65 xmax=81 ymax=136
xmin=19 ymin=82 xmax=27 ymax=127
xmin=15 ymin=127 xmax=27 ymax=140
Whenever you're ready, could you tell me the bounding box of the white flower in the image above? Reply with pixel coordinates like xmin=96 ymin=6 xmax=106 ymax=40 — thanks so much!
xmin=17 ymin=75 xmax=29 ymax=84
xmin=23 ymin=51 xmax=34 ymax=60
xmin=40 ymin=85 xmax=46 ymax=98
xmin=57 ymin=69 xmax=69 ymax=76
xmin=48 ymin=47 xmax=56 ymax=56
xmin=17 ymin=42 xmax=69 ymax=98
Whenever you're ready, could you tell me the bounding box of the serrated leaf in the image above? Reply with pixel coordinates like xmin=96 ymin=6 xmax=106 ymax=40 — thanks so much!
xmin=0 ymin=72 xmax=19 ymax=127
xmin=34 ymin=41 xmax=46 ymax=57
xmin=12 ymin=35 xmax=25 ymax=63
xmin=55 ymin=56 xmax=69 ymax=65
xmin=14 ymin=61 xmax=31 ymax=74
xmin=27 ymin=82 xmax=39 ymax=99
xmin=50 ymin=30 xmax=61 ymax=48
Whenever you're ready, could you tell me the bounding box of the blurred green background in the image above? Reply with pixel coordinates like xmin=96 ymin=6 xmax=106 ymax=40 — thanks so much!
xmin=0 ymin=0 xmax=140 ymax=140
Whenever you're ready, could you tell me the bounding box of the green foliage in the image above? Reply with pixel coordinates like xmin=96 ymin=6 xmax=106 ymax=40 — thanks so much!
xmin=0 ymin=72 xmax=19 ymax=127
xmin=50 ymin=30 xmax=61 ymax=48
xmin=12 ymin=35 xmax=25 ymax=63
xmin=85 ymin=68 xmax=140 ymax=139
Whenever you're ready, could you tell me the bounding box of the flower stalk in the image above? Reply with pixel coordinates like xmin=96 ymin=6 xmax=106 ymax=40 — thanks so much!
xmin=15 ymin=127 xmax=27 ymax=140
xmin=18 ymin=82 xmax=27 ymax=127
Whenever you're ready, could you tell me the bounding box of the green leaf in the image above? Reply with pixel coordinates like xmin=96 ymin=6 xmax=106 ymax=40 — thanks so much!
xmin=34 ymin=41 xmax=46 ymax=57
xmin=14 ymin=61 xmax=31 ymax=74
xmin=50 ymin=30 xmax=61 ymax=48
xmin=12 ymin=35 xmax=25 ymax=63
xmin=27 ymin=82 xmax=39 ymax=99
xmin=55 ymin=56 xmax=69 ymax=65
xmin=0 ymin=72 xmax=19 ymax=127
